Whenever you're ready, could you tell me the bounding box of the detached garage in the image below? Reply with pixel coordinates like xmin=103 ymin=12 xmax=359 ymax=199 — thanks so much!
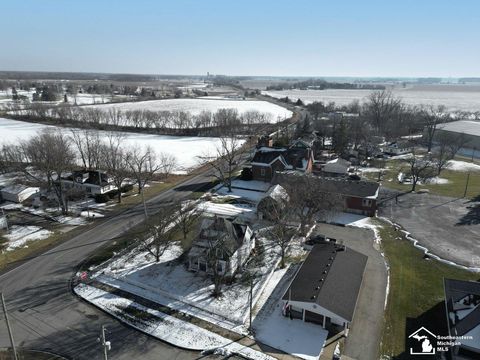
xmin=1 ymin=185 xmax=40 ymax=203
xmin=282 ymin=242 xmax=367 ymax=332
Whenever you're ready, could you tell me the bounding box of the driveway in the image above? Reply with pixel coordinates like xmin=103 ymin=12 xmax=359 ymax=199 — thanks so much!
xmin=379 ymin=193 xmax=480 ymax=267
xmin=314 ymin=223 xmax=388 ymax=360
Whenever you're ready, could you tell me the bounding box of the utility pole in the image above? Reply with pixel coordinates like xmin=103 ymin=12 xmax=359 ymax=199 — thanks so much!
xmin=1 ymin=293 xmax=18 ymax=360
xmin=463 ymin=172 xmax=471 ymax=198
xmin=249 ymin=273 xmax=253 ymax=333
xmin=1 ymin=209 xmax=8 ymax=232
xmin=141 ymin=188 xmax=148 ymax=220
xmin=99 ymin=325 xmax=111 ymax=360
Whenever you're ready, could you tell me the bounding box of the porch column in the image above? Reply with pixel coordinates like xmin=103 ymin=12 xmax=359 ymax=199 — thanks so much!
xmin=322 ymin=315 xmax=326 ymax=328
xmin=302 ymin=309 xmax=305 ymax=322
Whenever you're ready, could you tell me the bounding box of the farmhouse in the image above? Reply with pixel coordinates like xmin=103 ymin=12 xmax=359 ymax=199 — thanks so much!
xmin=282 ymin=242 xmax=367 ymax=331
xmin=444 ymin=278 xmax=480 ymax=359
xmin=187 ymin=217 xmax=254 ymax=277
xmin=273 ymin=172 xmax=380 ymax=217
xmin=434 ymin=120 xmax=480 ymax=158
xmin=60 ymin=170 xmax=117 ymax=195
xmin=250 ymin=139 xmax=314 ymax=182
xmin=0 ymin=185 xmax=40 ymax=203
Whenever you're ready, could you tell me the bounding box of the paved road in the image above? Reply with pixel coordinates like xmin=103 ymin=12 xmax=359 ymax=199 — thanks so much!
xmin=0 ymin=169 xmax=223 ymax=359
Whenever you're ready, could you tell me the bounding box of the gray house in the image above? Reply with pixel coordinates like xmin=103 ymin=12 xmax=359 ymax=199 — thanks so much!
xmin=188 ymin=217 xmax=255 ymax=277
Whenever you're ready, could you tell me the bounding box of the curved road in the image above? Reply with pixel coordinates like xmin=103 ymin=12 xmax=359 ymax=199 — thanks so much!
xmin=0 ymin=169 xmax=220 ymax=359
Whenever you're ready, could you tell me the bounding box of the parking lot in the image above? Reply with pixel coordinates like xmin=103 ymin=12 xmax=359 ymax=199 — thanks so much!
xmin=379 ymin=192 xmax=480 ymax=267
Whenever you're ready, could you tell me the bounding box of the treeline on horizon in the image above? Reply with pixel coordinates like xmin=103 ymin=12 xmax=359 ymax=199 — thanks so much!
xmin=265 ymin=78 xmax=386 ymax=91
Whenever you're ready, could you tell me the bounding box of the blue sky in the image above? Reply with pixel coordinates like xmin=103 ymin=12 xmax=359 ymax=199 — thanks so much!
xmin=1 ymin=0 xmax=479 ymax=77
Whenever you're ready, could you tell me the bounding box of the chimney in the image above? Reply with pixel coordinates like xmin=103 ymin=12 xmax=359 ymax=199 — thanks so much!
xmin=258 ymin=135 xmax=273 ymax=148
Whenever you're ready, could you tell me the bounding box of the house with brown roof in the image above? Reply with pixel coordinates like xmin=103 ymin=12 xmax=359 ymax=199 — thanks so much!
xmin=273 ymin=171 xmax=380 ymax=217
xmin=250 ymin=139 xmax=314 ymax=182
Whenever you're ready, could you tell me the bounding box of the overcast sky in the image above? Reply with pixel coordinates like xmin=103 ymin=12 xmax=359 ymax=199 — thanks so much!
xmin=2 ymin=0 xmax=479 ymax=77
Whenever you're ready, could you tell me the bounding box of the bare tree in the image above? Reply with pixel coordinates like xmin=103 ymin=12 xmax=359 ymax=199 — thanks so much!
xmin=127 ymin=146 xmax=161 ymax=194
xmin=404 ymin=150 xmax=436 ymax=192
xmin=70 ymin=128 xmax=103 ymax=170
xmin=176 ymin=201 xmax=202 ymax=240
xmin=20 ymin=130 xmax=76 ymax=214
xmin=363 ymin=90 xmax=402 ymax=136
xmin=268 ymin=201 xmax=295 ymax=269
xmin=136 ymin=205 xmax=177 ymax=262
xmin=157 ymin=152 xmax=177 ymax=180
xmin=421 ymin=105 xmax=448 ymax=152
xmin=285 ymin=176 xmax=344 ymax=235
xmin=102 ymin=133 xmax=130 ymax=203
xmin=199 ymin=134 xmax=244 ymax=192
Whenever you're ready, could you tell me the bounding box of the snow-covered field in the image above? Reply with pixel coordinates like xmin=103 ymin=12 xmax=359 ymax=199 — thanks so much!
xmin=0 ymin=117 xmax=233 ymax=173
xmin=0 ymin=89 xmax=130 ymax=106
xmin=86 ymin=98 xmax=292 ymax=122
xmin=263 ymin=88 xmax=480 ymax=112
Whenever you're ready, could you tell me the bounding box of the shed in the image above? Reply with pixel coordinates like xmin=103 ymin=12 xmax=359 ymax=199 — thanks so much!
xmin=1 ymin=185 xmax=40 ymax=203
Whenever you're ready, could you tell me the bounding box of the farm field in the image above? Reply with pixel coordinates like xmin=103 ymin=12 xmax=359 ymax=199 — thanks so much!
xmin=263 ymin=86 xmax=480 ymax=112
xmin=0 ymin=117 xmax=232 ymax=173
xmin=86 ymin=97 xmax=292 ymax=121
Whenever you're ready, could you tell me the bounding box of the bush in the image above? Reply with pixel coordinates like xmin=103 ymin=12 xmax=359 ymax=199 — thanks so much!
xmin=94 ymin=193 xmax=110 ymax=203
xmin=121 ymin=184 xmax=134 ymax=193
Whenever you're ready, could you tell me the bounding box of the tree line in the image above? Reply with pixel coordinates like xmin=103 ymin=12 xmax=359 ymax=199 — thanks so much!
xmin=6 ymin=103 xmax=279 ymax=136
xmin=0 ymin=129 xmax=177 ymax=214
xmin=266 ymin=78 xmax=386 ymax=91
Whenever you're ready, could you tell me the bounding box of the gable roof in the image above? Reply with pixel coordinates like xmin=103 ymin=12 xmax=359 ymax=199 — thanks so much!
xmin=251 ymin=144 xmax=312 ymax=171
xmin=189 ymin=217 xmax=250 ymax=258
xmin=274 ymin=171 xmax=380 ymax=199
xmin=283 ymin=242 xmax=367 ymax=322
xmin=444 ymin=278 xmax=480 ymax=338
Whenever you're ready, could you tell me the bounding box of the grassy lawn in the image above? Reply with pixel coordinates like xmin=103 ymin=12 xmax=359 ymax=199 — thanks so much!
xmin=378 ymin=219 xmax=479 ymax=359
xmin=363 ymin=157 xmax=480 ymax=199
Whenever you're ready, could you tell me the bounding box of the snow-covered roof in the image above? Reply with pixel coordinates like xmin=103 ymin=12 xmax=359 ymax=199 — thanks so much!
xmin=437 ymin=120 xmax=480 ymax=137
xmin=444 ymin=278 xmax=480 ymax=351
xmin=1 ymin=184 xmax=39 ymax=195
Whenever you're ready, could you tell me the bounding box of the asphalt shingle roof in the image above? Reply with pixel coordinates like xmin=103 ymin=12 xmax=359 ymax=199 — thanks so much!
xmin=283 ymin=242 xmax=367 ymax=322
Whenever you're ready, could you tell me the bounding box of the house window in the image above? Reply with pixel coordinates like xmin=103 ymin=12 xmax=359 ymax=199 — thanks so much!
xmin=199 ymin=260 xmax=207 ymax=272
xmin=260 ymin=168 xmax=266 ymax=176
xmin=362 ymin=199 xmax=373 ymax=207
xmin=216 ymin=261 xmax=224 ymax=274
